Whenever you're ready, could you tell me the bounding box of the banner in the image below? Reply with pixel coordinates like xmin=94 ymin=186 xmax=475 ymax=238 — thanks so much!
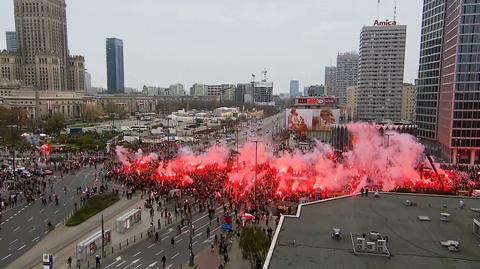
xmin=286 ymin=108 xmax=339 ymax=133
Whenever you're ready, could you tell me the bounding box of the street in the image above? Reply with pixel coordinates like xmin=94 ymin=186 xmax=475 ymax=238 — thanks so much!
xmin=0 ymin=167 xmax=99 ymax=268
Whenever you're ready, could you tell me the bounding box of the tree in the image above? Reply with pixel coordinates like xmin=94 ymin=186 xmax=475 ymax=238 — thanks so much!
xmin=83 ymin=103 xmax=104 ymax=122
xmin=239 ymin=226 xmax=271 ymax=269
xmin=0 ymin=107 xmax=29 ymax=145
xmin=44 ymin=113 xmax=65 ymax=135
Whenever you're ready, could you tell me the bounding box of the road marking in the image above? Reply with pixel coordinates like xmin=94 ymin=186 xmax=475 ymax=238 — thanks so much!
xmin=1 ymin=254 xmax=11 ymax=261
xmin=27 ymin=217 xmax=33 ymax=222
xmin=9 ymin=239 xmax=18 ymax=244
xmin=177 ymin=238 xmax=183 ymax=243
xmin=56 ymin=222 xmax=61 ymax=227
xmin=166 ymin=263 xmax=173 ymax=269
xmin=54 ymin=209 xmax=59 ymax=214
xmin=132 ymin=264 xmax=142 ymax=269
xmin=193 ymin=232 xmax=202 ymax=239
xmin=32 ymin=236 xmax=39 ymax=242
xmin=155 ymin=250 xmax=164 ymax=256
xmin=43 ymin=218 xmax=48 ymax=222
xmin=17 ymin=244 xmax=27 ymax=250
xmin=132 ymin=251 xmax=142 ymax=257
xmin=116 ymin=260 xmax=126 ymax=267
xmin=105 ymin=261 xmax=118 ymax=268
xmin=170 ymin=253 xmax=179 ymax=260
xmin=13 ymin=226 xmax=20 ymax=232
xmin=132 ymin=259 xmax=140 ymax=263
xmin=197 ymin=223 xmax=209 ymax=230
xmin=147 ymin=243 xmax=155 ymax=249
xmin=193 ymin=240 xmax=198 ymax=246
xmin=161 ymin=236 xmax=168 ymax=241
xmin=39 ymin=209 xmax=44 ymax=213
xmin=148 ymin=261 xmax=158 ymax=267
xmin=29 ymin=227 xmax=36 ymax=232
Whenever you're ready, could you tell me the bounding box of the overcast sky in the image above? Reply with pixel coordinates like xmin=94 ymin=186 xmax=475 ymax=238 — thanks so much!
xmin=0 ymin=0 xmax=422 ymax=93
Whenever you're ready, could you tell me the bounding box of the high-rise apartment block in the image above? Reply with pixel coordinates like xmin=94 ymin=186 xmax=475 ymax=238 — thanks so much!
xmin=5 ymin=31 xmax=17 ymax=52
xmin=168 ymin=84 xmax=185 ymax=96
xmin=289 ymin=80 xmax=299 ymax=97
xmin=106 ymin=38 xmax=124 ymax=93
xmin=253 ymin=80 xmax=274 ymax=106
xmin=401 ymin=83 xmax=416 ymax=122
xmin=324 ymin=66 xmax=336 ymax=96
xmin=304 ymin=85 xmax=324 ymax=96
xmin=416 ymin=0 xmax=480 ymax=165
xmin=335 ymin=52 xmax=358 ymax=104
xmin=357 ymin=24 xmax=406 ymax=121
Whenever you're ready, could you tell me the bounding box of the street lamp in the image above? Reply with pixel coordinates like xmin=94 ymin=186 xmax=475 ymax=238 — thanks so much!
xmin=6 ymin=125 xmax=18 ymax=190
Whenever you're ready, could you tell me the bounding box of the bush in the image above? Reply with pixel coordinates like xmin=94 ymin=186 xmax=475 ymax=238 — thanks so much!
xmin=66 ymin=193 xmax=119 ymax=226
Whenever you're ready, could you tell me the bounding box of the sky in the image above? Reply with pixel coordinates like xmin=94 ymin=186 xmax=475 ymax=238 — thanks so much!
xmin=0 ymin=0 xmax=422 ymax=94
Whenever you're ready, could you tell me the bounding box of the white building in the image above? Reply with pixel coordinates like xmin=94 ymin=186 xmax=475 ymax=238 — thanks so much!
xmin=357 ymin=23 xmax=406 ymax=121
xmin=169 ymin=84 xmax=185 ymax=96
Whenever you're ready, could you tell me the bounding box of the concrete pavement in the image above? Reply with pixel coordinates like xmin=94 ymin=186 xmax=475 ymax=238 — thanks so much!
xmin=0 ymin=166 xmax=98 ymax=268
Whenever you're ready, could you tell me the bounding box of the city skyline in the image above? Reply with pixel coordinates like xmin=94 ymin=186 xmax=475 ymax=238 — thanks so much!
xmin=0 ymin=0 xmax=422 ymax=93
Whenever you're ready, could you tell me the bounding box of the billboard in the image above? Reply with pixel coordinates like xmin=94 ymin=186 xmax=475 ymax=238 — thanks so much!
xmin=286 ymin=108 xmax=340 ymax=133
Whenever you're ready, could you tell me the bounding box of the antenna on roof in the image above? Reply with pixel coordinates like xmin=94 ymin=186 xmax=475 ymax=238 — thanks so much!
xmin=394 ymin=0 xmax=397 ymax=21
xmin=377 ymin=0 xmax=380 ymax=20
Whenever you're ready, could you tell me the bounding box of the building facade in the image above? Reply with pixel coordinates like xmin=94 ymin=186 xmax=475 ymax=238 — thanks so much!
xmin=253 ymin=80 xmax=274 ymax=106
xmin=289 ymin=80 xmax=299 ymax=97
xmin=106 ymin=38 xmax=124 ymax=93
xmin=304 ymin=85 xmax=325 ymax=96
xmin=169 ymin=84 xmax=185 ymax=96
xmin=437 ymin=0 xmax=480 ymax=165
xmin=416 ymin=0 xmax=446 ymax=143
xmin=12 ymin=0 xmax=84 ymax=92
xmin=357 ymin=24 xmax=407 ymax=122
xmin=346 ymin=86 xmax=358 ymax=121
xmin=1 ymin=50 xmax=22 ymax=81
xmin=416 ymin=0 xmax=480 ymax=165
xmin=401 ymin=83 xmax=416 ymax=122
xmin=5 ymin=31 xmax=17 ymax=52
xmin=335 ymin=52 xmax=358 ymax=104
xmin=324 ymin=66 xmax=336 ymax=96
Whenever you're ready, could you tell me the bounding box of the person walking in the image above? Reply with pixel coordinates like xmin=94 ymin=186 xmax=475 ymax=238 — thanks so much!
xmin=95 ymin=255 xmax=101 ymax=268
xmin=162 ymin=255 xmax=166 ymax=268
xmin=170 ymin=237 xmax=175 ymax=248
xmin=67 ymin=256 xmax=72 ymax=268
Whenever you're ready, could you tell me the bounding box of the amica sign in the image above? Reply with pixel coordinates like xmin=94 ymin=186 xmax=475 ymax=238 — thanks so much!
xmin=373 ymin=19 xmax=397 ymax=26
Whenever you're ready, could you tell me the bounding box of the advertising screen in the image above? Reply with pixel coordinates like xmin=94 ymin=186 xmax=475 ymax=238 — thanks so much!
xmin=286 ymin=108 xmax=340 ymax=133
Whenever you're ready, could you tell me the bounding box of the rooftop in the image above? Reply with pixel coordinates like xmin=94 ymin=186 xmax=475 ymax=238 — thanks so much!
xmin=265 ymin=193 xmax=480 ymax=269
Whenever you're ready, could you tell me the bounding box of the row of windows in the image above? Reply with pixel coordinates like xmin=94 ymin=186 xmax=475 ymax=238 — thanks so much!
xmin=454 ymin=110 xmax=480 ymax=118
xmin=459 ymin=44 xmax=480 ymax=53
xmin=458 ymin=53 xmax=480 ymax=62
xmin=454 ymin=101 xmax=480 ymax=109
xmin=457 ymin=82 xmax=480 ymax=91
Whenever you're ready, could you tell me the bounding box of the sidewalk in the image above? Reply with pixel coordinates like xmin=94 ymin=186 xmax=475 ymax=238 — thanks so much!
xmin=184 ymin=236 xmax=249 ymax=269
xmin=5 ymin=195 xmax=141 ymax=269
xmin=55 ymin=197 xmax=176 ymax=269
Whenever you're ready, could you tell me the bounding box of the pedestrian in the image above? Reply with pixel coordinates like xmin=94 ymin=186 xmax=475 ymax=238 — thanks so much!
xmin=171 ymin=237 xmax=175 ymax=248
xmin=162 ymin=255 xmax=166 ymax=268
xmin=67 ymin=256 xmax=72 ymax=268
xmin=95 ymin=255 xmax=100 ymax=268
xmin=157 ymin=218 xmax=161 ymax=230
xmin=206 ymin=227 xmax=210 ymax=239
xmin=155 ymin=231 xmax=159 ymax=242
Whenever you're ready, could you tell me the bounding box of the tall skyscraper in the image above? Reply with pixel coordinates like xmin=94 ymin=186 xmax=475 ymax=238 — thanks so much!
xmin=289 ymin=80 xmax=299 ymax=97
xmin=13 ymin=0 xmax=84 ymax=91
xmin=416 ymin=0 xmax=446 ymax=145
xmin=357 ymin=24 xmax=406 ymax=121
xmin=5 ymin=31 xmax=17 ymax=52
xmin=324 ymin=66 xmax=336 ymax=96
xmin=106 ymin=38 xmax=124 ymax=93
xmin=416 ymin=0 xmax=480 ymax=165
xmin=335 ymin=53 xmax=358 ymax=104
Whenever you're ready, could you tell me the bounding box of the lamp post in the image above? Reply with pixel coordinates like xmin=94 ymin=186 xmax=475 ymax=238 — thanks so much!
xmin=188 ymin=211 xmax=194 ymax=266
xmin=7 ymin=125 xmax=18 ymax=190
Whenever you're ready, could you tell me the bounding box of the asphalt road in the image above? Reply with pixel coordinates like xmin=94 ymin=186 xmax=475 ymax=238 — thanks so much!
xmin=0 ymin=166 xmax=99 ymax=268
xmin=103 ymin=206 xmax=226 ymax=269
